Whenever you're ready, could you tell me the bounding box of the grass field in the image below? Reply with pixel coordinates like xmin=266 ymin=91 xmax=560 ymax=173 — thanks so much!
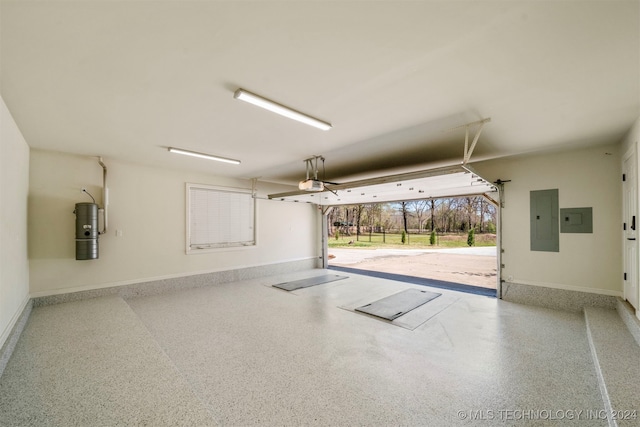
xmin=328 ymin=232 xmax=496 ymax=249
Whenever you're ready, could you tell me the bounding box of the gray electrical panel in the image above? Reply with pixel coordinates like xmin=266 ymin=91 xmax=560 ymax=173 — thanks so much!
xmin=560 ymin=207 xmax=593 ymax=233
xmin=530 ymin=189 xmax=559 ymax=252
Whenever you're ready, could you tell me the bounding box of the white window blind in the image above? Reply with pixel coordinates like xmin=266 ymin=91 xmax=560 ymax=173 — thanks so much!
xmin=187 ymin=184 xmax=255 ymax=251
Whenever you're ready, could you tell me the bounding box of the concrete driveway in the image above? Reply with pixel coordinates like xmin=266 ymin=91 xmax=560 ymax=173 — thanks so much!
xmin=328 ymin=246 xmax=498 ymax=289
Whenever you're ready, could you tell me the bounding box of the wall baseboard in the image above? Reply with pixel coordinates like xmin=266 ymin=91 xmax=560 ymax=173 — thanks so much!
xmin=505 ymin=278 xmax=621 ymax=297
xmin=502 ymin=281 xmax=618 ymax=312
xmin=0 ymin=297 xmax=32 ymax=378
xmin=32 ymin=258 xmax=317 ymax=307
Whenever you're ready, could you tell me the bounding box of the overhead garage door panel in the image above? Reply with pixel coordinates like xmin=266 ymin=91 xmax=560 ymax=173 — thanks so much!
xmin=268 ymin=165 xmax=497 ymax=206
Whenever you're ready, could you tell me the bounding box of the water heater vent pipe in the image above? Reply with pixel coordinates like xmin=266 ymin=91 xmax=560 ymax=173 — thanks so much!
xmin=97 ymin=157 xmax=108 ymax=235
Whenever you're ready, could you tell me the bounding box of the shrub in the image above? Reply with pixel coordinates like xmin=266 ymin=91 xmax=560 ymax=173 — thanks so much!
xmin=335 ymin=230 xmax=340 ymax=240
xmin=401 ymin=230 xmax=407 ymax=244
xmin=430 ymin=231 xmax=436 ymax=246
xmin=467 ymin=228 xmax=475 ymax=246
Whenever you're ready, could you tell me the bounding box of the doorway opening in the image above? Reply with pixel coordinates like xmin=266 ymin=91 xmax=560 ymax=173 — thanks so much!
xmin=326 ymin=196 xmax=498 ymax=297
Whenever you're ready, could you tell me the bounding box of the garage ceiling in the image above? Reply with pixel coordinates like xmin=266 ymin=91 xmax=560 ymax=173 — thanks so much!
xmin=268 ymin=165 xmax=497 ymax=206
xmin=0 ymin=1 xmax=638 ymax=186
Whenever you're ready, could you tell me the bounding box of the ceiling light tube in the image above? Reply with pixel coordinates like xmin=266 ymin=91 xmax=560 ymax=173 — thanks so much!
xmin=234 ymin=88 xmax=332 ymax=131
xmin=168 ymin=147 xmax=240 ymax=165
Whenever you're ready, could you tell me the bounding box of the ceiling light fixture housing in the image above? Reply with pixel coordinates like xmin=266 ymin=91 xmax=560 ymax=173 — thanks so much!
xmin=234 ymin=88 xmax=332 ymax=131
xmin=168 ymin=147 xmax=240 ymax=165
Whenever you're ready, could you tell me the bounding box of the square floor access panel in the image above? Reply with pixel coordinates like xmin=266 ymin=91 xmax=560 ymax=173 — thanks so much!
xmin=272 ymin=274 xmax=347 ymax=291
xmin=355 ymin=289 xmax=441 ymax=321
xmin=530 ymin=189 xmax=559 ymax=252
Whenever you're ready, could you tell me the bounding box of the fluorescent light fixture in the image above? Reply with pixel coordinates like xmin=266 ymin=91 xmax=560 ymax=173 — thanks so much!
xmin=168 ymin=147 xmax=240 ymax=165
xmin=234 ymin=88 xmax=332 ymax=131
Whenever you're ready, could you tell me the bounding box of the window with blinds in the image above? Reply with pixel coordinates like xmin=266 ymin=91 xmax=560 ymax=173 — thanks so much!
xmin=187 ymin=183 xmax=255 ymax=252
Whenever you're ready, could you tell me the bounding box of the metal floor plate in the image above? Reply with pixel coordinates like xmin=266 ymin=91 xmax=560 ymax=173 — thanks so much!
xmin=355 ymin=289 xmax=442 ymax=321
xmin=272 ymin=274 xmax=347 ymax=291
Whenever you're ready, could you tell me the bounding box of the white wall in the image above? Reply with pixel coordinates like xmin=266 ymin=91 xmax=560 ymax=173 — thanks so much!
xmin=29 ymin=150 xmax=318 ymax=295
xmin=620 ymin=117 xmax=640 ymax=176
xmin=475 ymin=142 xmax=622 ymax=295
xmin=0 ymin=96 xmax=30 ymax=347
xmin=622 ymin=116 xmax=640 ymax=164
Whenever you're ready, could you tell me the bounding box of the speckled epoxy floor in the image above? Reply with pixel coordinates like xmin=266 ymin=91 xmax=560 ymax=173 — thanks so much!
xmin=0 ymin=270 xmax=609 ymax=426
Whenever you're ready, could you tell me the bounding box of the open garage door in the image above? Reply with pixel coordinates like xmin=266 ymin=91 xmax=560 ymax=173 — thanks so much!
xmin=269 ymin=164 xmax=503 ymax=297
xmin=268 ymin=164 xmax=497 ymax=206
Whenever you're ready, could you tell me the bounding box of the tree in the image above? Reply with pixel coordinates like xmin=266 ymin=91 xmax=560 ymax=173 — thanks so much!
xmin=479 ymin=197 xmax=498 ymax=234
xmin=461 ymin=197 xmax=479 ymax=231
xmin=408 ymin=200 xmax=428 ymax=233
xmin=344 ymin=207 xmax=351 ymax=236
xmin=364 ymin=203 xmax=382 ymax=232
xmin=428 ymin=199 xmax=438 ymax=232
xmin=380 ymin=204 xmax=394 ymax=232
xmin=354 ymin=205 xmax=364 ymax=240
xmin=440 ymin=198 xmax=458 ymax=232
xmin=478 ymin=197 xmax=485 ymax=233
xmin=327 ymin=208 xmax=336 ymax=237
xmin=332 ymin=197 xmax=496 ymax=239
xmin=399 ymin=201 xmax=409 ymax=233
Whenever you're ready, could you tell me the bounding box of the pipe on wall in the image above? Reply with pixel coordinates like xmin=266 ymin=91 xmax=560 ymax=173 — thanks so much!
xmin=97 ymin=157 xmax=108 ymax=235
